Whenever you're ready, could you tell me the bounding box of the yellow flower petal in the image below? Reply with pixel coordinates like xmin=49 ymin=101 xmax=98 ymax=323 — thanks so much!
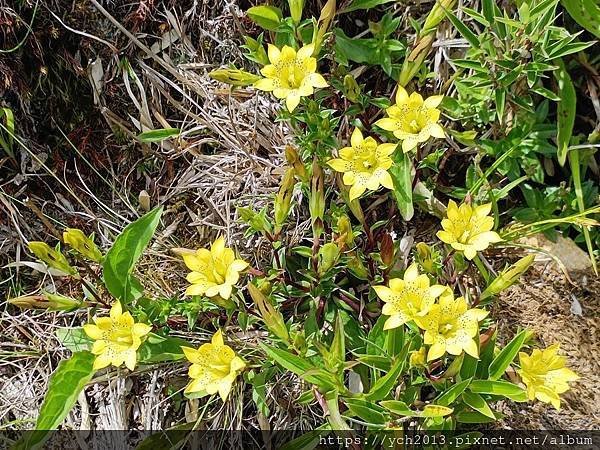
xmin=374 ymin=118 xmax=399 ymax=132
xmin=93 ymin=353 xmax=113 ymax=370
xmin=395 ymin=85 xmax=409 ymax=104
xmin=285 ymin=90 xmax=301 ymax=112
xmin=83 ymin=324 xmax=103 ymax=340
xmin=424 ymin=95 xmax=443 ymax=108
xmin=254 ymin=78 xmax=276 ymax=92
xmin=267 ymin=44 xmax=280 ymax=64
xmin=296 ymin=44 xmax=314 ymax=60
xmin=350 ymin=127 xmax=363 ymax=148
xmin=110 ymin=301 xmax=122 ymax=320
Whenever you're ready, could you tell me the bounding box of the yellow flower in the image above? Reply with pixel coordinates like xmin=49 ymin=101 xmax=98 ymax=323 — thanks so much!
xmin=373 ymin=263 xmax=447 ymax=330
xmin=415 ymin=291 xmax=488 ymax=361
xmin=374 ymin=86 xmax=444 ymax=153
xmin=327 ymin=127 xmax=396 ymax=200
xmin=183 ymin=237 xmax=248 ymax=300
xmin=436 ymin=201 xmax=502 ymax=260
xmin=517 ymin=344 xmax=579 ymax=410
xmin=83 ymin=301 xmax=152 ymax=371
xmin=182 ymin=330 xmax=246 ymax=401
xmin=253 ymin=43 xmax=328 ymax=112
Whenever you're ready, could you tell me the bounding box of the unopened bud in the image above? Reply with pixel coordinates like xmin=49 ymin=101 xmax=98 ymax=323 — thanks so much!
xmin=318 ymin=242 xmax=340 ymax=276
xmin=343 ymin=74 xmax=360 ymax=103
xmin=8 ymin=293 xmax=82 ymax=311
xmin=28 ymin=242 xmax=78 ymax=276
xmin=285 ymin=145 xmax=308 ymax=180
xmin=336 ymin=215 xmax=354 ymax=248
xmin=248 ymin=283 xmax=289 ymax=342
xmin=409 ymin=347 xmax=427 ymax=367
xmin=288 ymin=0 xmax=304 ymax=24
xmin=480 ymin=254 xmax=535 ymax=300
xmin=209 ymin=68 xmax=261 ymax=86
xmin=63 ymin=228 xmax=103 ymax=262
xmin=380 ymin=233 xmax=395 ymax=267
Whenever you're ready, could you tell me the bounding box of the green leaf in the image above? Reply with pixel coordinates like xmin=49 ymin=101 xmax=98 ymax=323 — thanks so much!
xmin=435 ymin=378 xmax=472 ymax=407
xmin=15 ymin=352 xmax=95 ymax=450
xmin=366 ymin=315 xmax=387 ymax=356
xmin=468 ymin=380 xmax=528 ymax=402
xmin=260 ymin=343 xmax=337 ymax=390
xmin=357 ymin=354 xmax=391 ymax=371
xmin=343 ymin=398 xmax=389 ymax=426
xmin=56 ymin=327 xmax=92 ymax=352
xmin=341 ymin=0 xmax=395 ymax=13
xmin=380 ymin=400 xmax=414 ymax=416
xmin=137 ymin=128 xmax=180 ymax=143
xmin=247 ymin=5 xmax=283 ymax=31
xmin=389 ymin=149 xmax=414 ymax=220
xmin=444 ymin=9 xmax=480 ymax=48
xmin=139 ymin=333 xmax=188 ymax=363
xmin=365 ymin=354 xmax=405 ymax=401
xmin=488 ymin=329 xmax=528 ymax=381
xmin=461 ymin=391 xmax=496 ymax=419
xmin=103 ymin=207 xmax=163 ymax=303
xmin=553 ymin=58 xmax=574 ymax=159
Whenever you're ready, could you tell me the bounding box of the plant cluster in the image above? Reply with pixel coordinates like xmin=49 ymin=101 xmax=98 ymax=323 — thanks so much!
xmin=7 ymin=0 xmax=599 ymax=447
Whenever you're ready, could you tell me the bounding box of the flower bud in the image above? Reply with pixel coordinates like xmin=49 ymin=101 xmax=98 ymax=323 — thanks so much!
xmin=480 ymin=254 xmax=535 ymax=300
xmin=380 ymin=232 xmax=395 ymax=267
xmin=8 ymin=293 xmax=82 ymax=311
xmin=63 ymin=228 xmax=103 ymax=262
xmin=274 ymin=168 xmax=296 ymax=233
xmin=343 ymin=74 xmax=360 ymax=103
xmin=335 ymin=215 xmax=354 ymax=248
xmin=318 ymin=242 xmax=340 ymax=276
xmin=415 ymin=242 xmax=438 ymax=274
xmin=209 ymin=68 xmax=261 ymax=86
xmin=347 ymin=253 xmax=369 ymax=280
xmin=28 ymin=241 xmax=78 ymax=276
xmin=309 ymin=160 xmax=325 ymax=237
xmin=248 ymin=283 xmax=289 ymax=342
xmin=288 ymin=0 xmax=304 ymax=24
xmin=285 ymin=145 xmax=308 ymax=180
xmin=312 ymin=0 xmax=336 ymax=55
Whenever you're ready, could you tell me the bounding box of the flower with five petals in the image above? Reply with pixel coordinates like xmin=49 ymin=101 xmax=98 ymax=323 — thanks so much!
xmin=415 ymin=291 xmax=489 ymax=361
xmin=83 ymin=301 xmax=152 ymax=371
xmin=183 ymin=237 xmax=248 ymax=300
xmin=253 ymin=44 xmax=328 ymax=112
xmin=182 ymin=330 xmax=246 ymax=401
xmin=327 ymin=127 xmax=396 ymax=201
xmin=436 ymin=201 xmax=502 ymax=260
xmin=374 ymin=86 xmax=444 ymax=153
xmin=517 ymin=344 xmax=579 ymax=410
xmin=373 ymin=263 xmax=447 ymax=330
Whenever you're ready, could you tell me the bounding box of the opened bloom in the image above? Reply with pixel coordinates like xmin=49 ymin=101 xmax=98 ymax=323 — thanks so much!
xmin=183 ymin=237 xmax=248 ymax=300
xmin=415 ymin=291 xmax=488 ymax=361
xmin=517 ymin=344 xmax=578 ymax=409
xmin=373 ymin=263 xmax=447 ymax=330
xmin=182 ymin=330 xmax=246 ymax=401
xmin=254 ymin=43 xmax=328 ymax=112
xmin=327 ymin=127 xmax=396 ymax=200
xmin=437 ymin=201 xmax=502 ymax=260
xmin=83 ymin=301 xmax=152 ymax=371
xmin=374 ymin=86 xmax=444 ymax=153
